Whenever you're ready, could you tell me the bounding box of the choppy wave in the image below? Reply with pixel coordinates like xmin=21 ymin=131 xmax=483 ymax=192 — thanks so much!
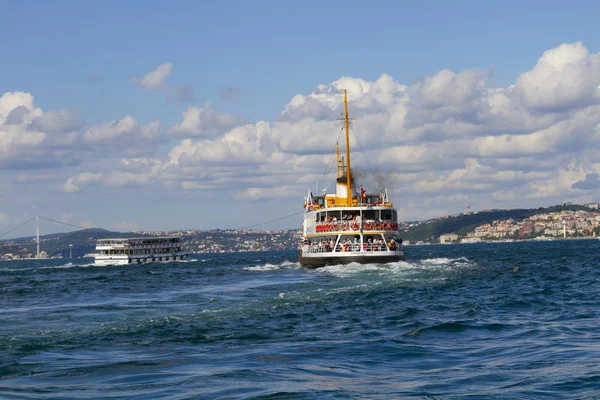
xmin=316 ymin=257 xmax=477 ymax=279
xmin=2 ymin=243 xmax=600 ymax=398
xmin=244 ymin=260 xmax=299 ymax=271
xmin=40 ymin=261 xmax=97 ymax=269
xmin=0 ymin=261 xmax=96 ymax=272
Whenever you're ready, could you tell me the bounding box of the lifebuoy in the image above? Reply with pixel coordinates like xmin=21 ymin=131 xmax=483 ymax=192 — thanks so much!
xmin=375 ymin=222 xmax=382 ymax=230
xmin=326 ymin=224 xmax=332 ymax=231
xmin=333 ymin=223 xmax=339 ymax=231
xmin=392 ymin=223 xmax=398 ymax=230
xmin=351 ymin=222 xmax=359 ymax=230
xmin=342 ymin=223 xmax=348 ymax=231
xmin=385 ymin=222 xmax=392 ymax=230
xmin=364 ymin=222 xmax=373 ymax=230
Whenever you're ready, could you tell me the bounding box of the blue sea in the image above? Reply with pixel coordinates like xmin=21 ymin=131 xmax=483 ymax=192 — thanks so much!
xmin=1 ymin=240 xmax=600 ymax=399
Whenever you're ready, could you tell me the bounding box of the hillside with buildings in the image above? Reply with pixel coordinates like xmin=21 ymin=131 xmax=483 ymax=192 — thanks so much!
xmin=446 ymin=207 xmax=600 ymax=244
xmin=399 ymin=203 xmax=600 ymax=244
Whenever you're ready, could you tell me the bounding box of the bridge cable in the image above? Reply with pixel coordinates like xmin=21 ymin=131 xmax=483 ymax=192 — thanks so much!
xmin=38 ymin=216 xmax=87 ymax=230
xmin=0 ymin=216 xmax=37 ymax=241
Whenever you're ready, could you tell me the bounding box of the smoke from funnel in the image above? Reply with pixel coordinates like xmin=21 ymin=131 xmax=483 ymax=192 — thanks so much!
xmin=352 ymin=168 xmax=391 ymax=194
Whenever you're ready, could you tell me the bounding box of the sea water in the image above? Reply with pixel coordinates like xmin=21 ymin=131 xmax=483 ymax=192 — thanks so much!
xmin=1 ymin=240 xmax=600 ymax=399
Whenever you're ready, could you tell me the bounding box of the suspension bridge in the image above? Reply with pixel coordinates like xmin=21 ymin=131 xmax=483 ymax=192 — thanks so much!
xmin=0 ymin=216 xmax=89 ymax=259
xmin=0 ymin=211 xmax=304 ymax=259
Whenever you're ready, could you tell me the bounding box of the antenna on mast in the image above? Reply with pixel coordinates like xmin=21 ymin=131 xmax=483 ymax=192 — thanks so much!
xmin=335 ymin=142 xmax=345 ymax=178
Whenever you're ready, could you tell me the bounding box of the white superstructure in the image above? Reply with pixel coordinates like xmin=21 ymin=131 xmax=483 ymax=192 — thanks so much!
xmin=94 ymin=236 xmax=191 ymax=265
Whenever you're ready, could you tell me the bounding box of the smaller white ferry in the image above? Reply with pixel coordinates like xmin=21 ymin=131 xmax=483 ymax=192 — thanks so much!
xmin=94 ymin=237 xmax=191 ymax=265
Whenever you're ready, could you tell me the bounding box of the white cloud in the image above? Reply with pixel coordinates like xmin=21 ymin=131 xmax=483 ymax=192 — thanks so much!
xmin=0 ymin=91 xmax=162 ymax=171
xmin=0 ymin=91 xmax=66 ymax=169
xmin=82 ymin=116 xmax=162 ymax=155
xmin=0 ymin=91 xmax=41 ymax=123
xmin=169 ymin=121 xmax=273 ymax=166
xmin=169 ymin=104 xmax=245 ymax=138
xmin=14 ymin=42 xmax=600 ymax=222
xmin=235 ymin=186 xmax=296 ymax=201
xmin=134 ymin=63 xmax=173 ymax=91
xmin=63 ymin=172 xmax=104 ymax=193
xmin=415 ymin=68 xmax=485 ymax=109
xmin=515 ymin=42 xmax=600 ymax=111
xmin=31 ymin=110 xmax=82 ymax=133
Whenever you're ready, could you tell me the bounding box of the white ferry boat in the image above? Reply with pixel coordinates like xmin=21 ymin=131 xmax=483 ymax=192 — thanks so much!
xmin=299 ymin=90 xmax=405 ymax=267
xmin=94 ymin=237 xmax=191 ymax=265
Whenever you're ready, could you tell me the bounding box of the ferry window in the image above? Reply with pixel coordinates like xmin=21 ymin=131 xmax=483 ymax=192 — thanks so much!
xmin=363 ymin=210 xmax=377 ymax=221
xmin=381 ymin=209 xmax=393 ymax=221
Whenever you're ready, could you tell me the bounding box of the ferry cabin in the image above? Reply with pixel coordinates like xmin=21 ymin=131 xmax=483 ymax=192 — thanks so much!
xmin=95 ymin=237 xmax=189 ymax=265
xmin=301 ymin=195 xmax=404 ymax=260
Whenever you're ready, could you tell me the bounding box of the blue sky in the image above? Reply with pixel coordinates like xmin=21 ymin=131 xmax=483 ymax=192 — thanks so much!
xmin=4 ymin=0 xmax=599 ymax=122
xmin=2 ymin=0 xmax=600 ymax=238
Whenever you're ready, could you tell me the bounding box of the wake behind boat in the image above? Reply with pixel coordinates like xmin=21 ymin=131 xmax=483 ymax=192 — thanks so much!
xmin=299 ymin=90 xmax=405 ymax=267
xmin=94 ymin=237 xmax=191 ymax=265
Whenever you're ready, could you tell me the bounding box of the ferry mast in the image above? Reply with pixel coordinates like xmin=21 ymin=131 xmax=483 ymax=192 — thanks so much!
xmin=337 ymin=90 xmax=355 ymax=207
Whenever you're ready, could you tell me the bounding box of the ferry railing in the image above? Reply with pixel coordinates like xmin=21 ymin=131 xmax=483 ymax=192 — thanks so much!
xmin=313 ymin=220 xmax=399 ymax=233
xmin=302 ymin=242 xmax=403 ymax=254
xmin=124 ymin=243 xmax=182 ymax=250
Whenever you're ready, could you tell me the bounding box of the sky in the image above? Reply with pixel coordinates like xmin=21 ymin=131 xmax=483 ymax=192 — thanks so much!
xmin=2 ymin=0 xmax=600 ymax=238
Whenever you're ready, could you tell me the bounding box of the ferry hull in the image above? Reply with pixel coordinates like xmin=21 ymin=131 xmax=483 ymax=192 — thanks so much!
xmin=299 ymin=252 xmax=405 ymax=268
xmin=94 ymin=253 xmax=191 ymax=266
